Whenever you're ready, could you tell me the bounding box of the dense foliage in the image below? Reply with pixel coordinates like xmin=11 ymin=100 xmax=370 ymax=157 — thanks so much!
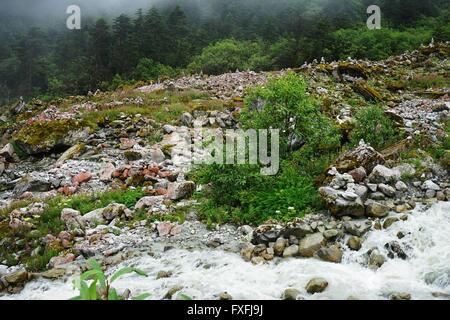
xmin=193 ymin=73 xmax=341 ymax=225
xmin=0 ymin=0 xmax=449 ymax=103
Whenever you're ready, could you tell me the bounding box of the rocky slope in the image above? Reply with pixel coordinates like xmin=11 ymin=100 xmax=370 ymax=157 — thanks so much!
xmin=0 ymin=42 xmax=449 ymax=299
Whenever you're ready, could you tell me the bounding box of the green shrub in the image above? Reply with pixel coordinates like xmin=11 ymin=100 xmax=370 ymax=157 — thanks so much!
xmin=241 ymin=72 xmax=341 ymax=157
xmin=350 ymin=105 xmax=400 ymax=150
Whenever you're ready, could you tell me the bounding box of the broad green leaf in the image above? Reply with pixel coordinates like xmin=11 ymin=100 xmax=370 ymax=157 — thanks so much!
xmin=108 ymin=288 xmax=119 ymax=300
xmin=179 ymin=293 xmax=193 ymax=300
xmin=110 ymin=267 xmax=147 ymax=283
xmin=89 ymin=280 xmax=98 ymax=300
xmin=86 ymin=259 xmax=106 ymax=289
xmin=132 ymin=293 xmax=151 ymax=300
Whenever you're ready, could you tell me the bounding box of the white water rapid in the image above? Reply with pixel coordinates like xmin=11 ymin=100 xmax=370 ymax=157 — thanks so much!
xmin=2 ymin=201 xmax=449 ymax=300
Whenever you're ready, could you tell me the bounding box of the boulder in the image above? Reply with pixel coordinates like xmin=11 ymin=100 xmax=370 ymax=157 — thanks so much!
xmin=102 ymin=203 xmax=127 ymax=220
xmin=329 ymin=142 xmax=384 ymax=174
xmin=383 ymin=217 xmax=399 ymax=229
xmin=273 ymin=238 xmax=288 ymax=256
xmin=316 ymin=245 xmax=343 ymax=263
xmin=134 ymin=196 xmax=165 ymax=211
xmin=282 ymin=245 xmax=299 ymax=258
xmin=378 ymin=184 xmax=396 ymax=197
xmin=319 ymin=187 xmax=365 ymax=217
xmin=365 ymin=200 xmax=390 ymax=218
xmin=305 ymin=278 xmax=328 ymax=294
xmin=395 ymin=181 xmax=408 ymax=191
xmin=368 ymin=249 xmax=385 ymax=269
xmin=72 ymin=172 xmax=92 ymax=186
xmin=421 ymin=180 xmax=440 ymax=191
xmin=82 ymin=208 xmax=106 ymax=226
xmin=348 ymin=167 xmax=367 ymax=183
xmin=299 ymin=233 xmax=326 ymax=257
xmin=3 ymin=269 xmax=28 ymax=285
xmin=368 ymin=165 xmax=400 ymax=184
xmin=0 ymin=143 xmax=16 ymax=162
xmin=181 ymin=112 xmax=193 ymax=126
xmin=219 ymin=292 xmax=233 ymax=300
xmin=150 ymin=147 xmax=165 ymax=163
xmin=390 ymin=292 xmax=411 ymax=300
xmin=241 ymin=244 xmax=255 ymax=262
xmin=343 ymin=220 xmax=371 ymax=236
xmin=167 ymin=181 xmax=195 ymax=200
xmin=282 ymin=288 xmax=300 ymax=300
xmin=347 ymin=236 xmax=362 ymax=251
xmin=61 ymin=208 xmax=85 ymax=230
xmin=100 ymin=163 xmax=116 ymax=182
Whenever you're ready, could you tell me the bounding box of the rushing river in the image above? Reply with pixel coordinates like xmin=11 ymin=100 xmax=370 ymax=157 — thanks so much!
xmin=2 ymin=201 xmax=450 ymax=300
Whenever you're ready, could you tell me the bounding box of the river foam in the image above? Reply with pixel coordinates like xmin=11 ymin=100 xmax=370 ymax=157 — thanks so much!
xmin=2 ymin=202 xmax=449 ymax=300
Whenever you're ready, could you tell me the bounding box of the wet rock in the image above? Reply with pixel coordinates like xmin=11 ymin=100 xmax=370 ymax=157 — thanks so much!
xmin=282 ymin=245 xmax=299 ymax=258
xmin=167 ymin=181 xmax=195 ymax=200
xmin=320 ymin=187 xmax=365 ymax=218
xmin=156 ymin=271 xmax=172 ymax=279
xmin=241 ymin=244 xmax=255 ymax=262
xmin=251 ymin=256 xmax=265 ymax=265
xmin=368 ymin=249 xmax=385 ymax=269
xmin=61 ymin=208 xmax=85 ymax=230
xmin=273 ymin=238 xmax=288 ymax=256
xmin=41 ymin=268 xmax=67 ymax=279
xmin=390 ymin=292 xmax=411 ymax=300
xmin=323 ymin=229 xmax=341 ymax=241
xmin=385 ymin=241 xmax=407 ymax=260
xmin=383 ymin=217 xmax=399 ymax=229
xmin=2 ymin=269 xmax=28 ymax=286
xmin=305 ymin=278 xmax=328 ymax=294
xmin=347 ymin=236 xmax=362 ymax=251
xmin=164 ymin=285 xmax=183 ymax=300
xmin=253 ymin=229 xmax=282 ymax=245
xmin=219 ymin=292 xmax=233 ymax=300
xmin=369 ymin=165 xmax=400 ymax=184
xmin=343 ymin=220 xmax=371 ymax=236
xmin=365 ymin=200 xmax=390 ymax=218
xmin=282 ymin=288 xmax=300 ymax=300
xmin=299 ymin=233 xmax=326 ymax=257
xmin=425 ymin=190 xmax=436 ymax=198
xmin=316 ymin=245 xmax=343 ymax=263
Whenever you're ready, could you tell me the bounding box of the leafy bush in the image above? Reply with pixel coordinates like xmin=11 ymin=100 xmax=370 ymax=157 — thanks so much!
xmin=187 ymin=39 xmax=269 ymax=75
xmin=72 ymin=259 xmax=150 ymax=300
xmin=241 ymin=72 xmax=341 ymax=157
xmin=132 ymin=58 xmax=175 ymax=81
xmin=350 ymin=105 xmax=400 ymax=150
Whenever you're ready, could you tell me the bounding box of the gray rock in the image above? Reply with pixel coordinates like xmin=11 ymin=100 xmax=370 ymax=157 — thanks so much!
xmin=395 ymin=181 xmax=408 ymax=191
xmin=425 ymin=189 xmax=436 ymax=198
xmin=368 ymin=249 xmax=385 ymax=269
xmin=299 ymin=233 xmax=326 ymax=257
xmin=283 ymin=245 xmax=299 ymax=258
xmin=150 ymin=147 xmax=165 ymax=163
xmin=369 ymin=165 xmax=400 ymax=184
xmin=378 ymin=184 xmax=396 ymax=197
xmin=316 ymin=245 xmax=343 ymax=263
xmin=282 ymin=288 xmax=300 ymax=300
xmin=347 ymin=236 xmax=362 ymax=251
xmin=323 ymin=229 xmax=340 ymax=240
xmin=167 ymin=181 xmax=195 ymax=200
xmin=421 ymin=180 xmax=440 ymax=191
xmin=82 ymin=208 xmax=106 ymax=226
xmin=343 ymin=220 xmax=371 ymax=236
xmin=305 ymin=278 xmax=328 ymax=294
xmin=134 ymin=196 xmax=165 ymax=211
xmin=365 ymin=200 xmax=390 ymax=218
xmin=0 ymin=143 xmax=16 ymax=162
xmin=369 ymin=192 xmax=385 ymax=200
xmin=181 ymin=112 xmax=194 ymax=126
xmin=61 ymin=208 xmax=85 ymax=230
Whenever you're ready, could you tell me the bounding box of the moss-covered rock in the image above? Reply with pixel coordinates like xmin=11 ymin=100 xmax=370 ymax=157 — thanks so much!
xmin=337 ymin=62 xmax=369 ymax=80
xmin=352 ymin=81 xmax=383 ymax=101
xmin=13 ymin=120 xmax=84 ymax=155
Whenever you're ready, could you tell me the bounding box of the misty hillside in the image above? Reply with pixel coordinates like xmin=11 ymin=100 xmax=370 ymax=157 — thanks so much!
xmin=0 ymin=0 xmax=449 ymax=105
